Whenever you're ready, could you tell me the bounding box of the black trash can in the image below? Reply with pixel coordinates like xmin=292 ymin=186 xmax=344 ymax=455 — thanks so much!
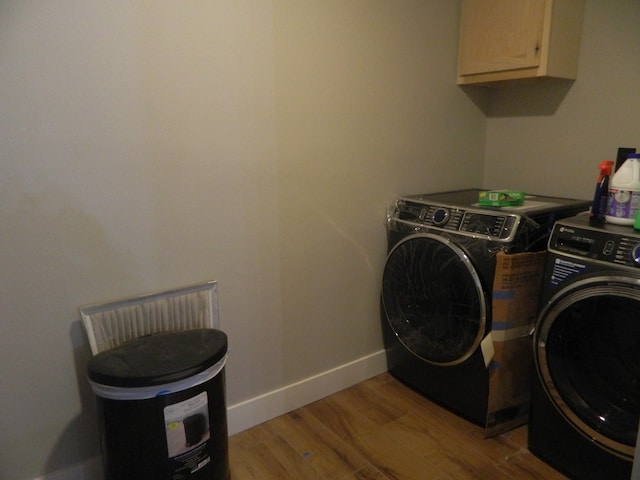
xmin=87 ymin=329 xmax=230 ymax=480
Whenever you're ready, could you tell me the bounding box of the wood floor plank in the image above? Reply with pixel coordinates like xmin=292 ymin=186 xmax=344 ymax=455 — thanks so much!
xmin=379 ymin=412 xmax=451 ymax=458
xmin=342 ymin=464 xmax=393 ymax=480
xmin=302 ymin=389 xmax=380 ymax=441
xmin=349 ymin=426 xmax=451 ymax=480
xmin=367 ymin=374 xmax=482 ymax=434
xmin=382 ymin=412 xmax=513 ymax=480
xmin=502 ymin=425 xmax=527 ymax=446
xmin=366 ymin=378 xmax=524 ymax=465
xmin=229 ymin=427 xmax=319 ymax=479
xmin=228 ymin=373 xmax=570 ymax=479
xmin=333 ymin=380 xmax=407 ymax=426
xmin=267 ymin=408 xmax=370 ymax=478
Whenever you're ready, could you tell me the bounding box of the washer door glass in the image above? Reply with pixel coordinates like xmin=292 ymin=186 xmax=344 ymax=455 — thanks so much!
xmin=535 ymin=278 xmax=640 ymax=459
xmin=382 ymin=234 xmax=486 ymax=366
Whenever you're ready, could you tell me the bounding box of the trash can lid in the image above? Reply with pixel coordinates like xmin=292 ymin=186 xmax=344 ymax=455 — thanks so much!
xmin=87 ymin=329 xmax=227 ymax=388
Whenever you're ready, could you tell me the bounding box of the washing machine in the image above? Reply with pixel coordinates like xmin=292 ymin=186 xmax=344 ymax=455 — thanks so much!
xmin=381 ymin=189 xmax=590 ymax=427
xmin=529 ymin=214 xmax=640 ymax=480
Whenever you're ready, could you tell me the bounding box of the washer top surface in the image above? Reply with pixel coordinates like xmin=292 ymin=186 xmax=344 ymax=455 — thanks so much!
xmin=403 ymin=188 xmax=591 ymax=215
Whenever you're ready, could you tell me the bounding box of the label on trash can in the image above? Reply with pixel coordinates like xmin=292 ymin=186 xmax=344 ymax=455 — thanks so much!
xmin=164 ymin=391 xmax=211 ymax=476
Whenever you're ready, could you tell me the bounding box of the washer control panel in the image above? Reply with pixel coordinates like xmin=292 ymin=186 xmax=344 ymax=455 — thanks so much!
xmin=550 ymin=217 xmax=640 ymax=268
xmin=394 ymin=199 xmax=520 ymax=242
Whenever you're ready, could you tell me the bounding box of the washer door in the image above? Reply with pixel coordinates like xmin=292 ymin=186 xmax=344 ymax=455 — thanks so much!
xmin=535 ymin=276 xmax=640 ymax=459
xmin=382 ymin=233 xmax=487 ymax=366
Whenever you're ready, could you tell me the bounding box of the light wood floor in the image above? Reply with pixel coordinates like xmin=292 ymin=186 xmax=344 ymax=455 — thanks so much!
xmin=228 ymin=372 xmax=568 ymax=479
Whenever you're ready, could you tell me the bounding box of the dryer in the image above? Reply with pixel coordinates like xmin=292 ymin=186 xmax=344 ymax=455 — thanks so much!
xmin=381 ymin=189 xmax=590 ymax=428
xmin=529 ymin=214 xmax=640 ymax=480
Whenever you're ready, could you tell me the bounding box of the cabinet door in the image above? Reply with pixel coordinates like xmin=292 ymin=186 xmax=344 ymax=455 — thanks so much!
xmin=458 ymin=0 xmax=546 ymax=76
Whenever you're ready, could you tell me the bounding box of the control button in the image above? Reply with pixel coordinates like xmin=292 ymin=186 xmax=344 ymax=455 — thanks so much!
xmin=632 ymin=244 xmax=640 ymax=266
xmin=432 ymin=208 xmax=450 ymax=226
xmin=603 ymin=240 xmax=615 ymax=256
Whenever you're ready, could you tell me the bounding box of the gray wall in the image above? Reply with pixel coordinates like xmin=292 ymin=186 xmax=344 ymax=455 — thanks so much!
xmin=0 ymin=2 xmax=485 ymax=479
xmin=3 ymin=1 xmax=638 ymax=478
xmin=483 ymin=0 xmax=640 ymax=198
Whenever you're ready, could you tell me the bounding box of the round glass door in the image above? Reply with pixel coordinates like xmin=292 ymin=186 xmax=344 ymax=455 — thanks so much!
xmin=535 ymin=277 xmax=640 ymax=459
xmin=382 ymin=234 xmax=486 ymax=366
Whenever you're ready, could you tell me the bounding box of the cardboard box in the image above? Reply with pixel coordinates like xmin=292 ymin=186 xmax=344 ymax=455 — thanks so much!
xmin=484 ymin=250 xmax=546 ymax=437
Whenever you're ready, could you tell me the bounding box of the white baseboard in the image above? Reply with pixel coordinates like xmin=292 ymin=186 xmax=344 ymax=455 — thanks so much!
xmin=35 ymin=350 xmax=387 ymax=480
xmin=226 ymin=349 xmax=387 ymax=435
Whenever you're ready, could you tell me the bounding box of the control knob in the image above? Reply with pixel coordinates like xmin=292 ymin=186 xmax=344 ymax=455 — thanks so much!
xmin=432 ymin=208 xmax=450 ymax=226
xmin=633 ymin=243 xmax=640 ymax=266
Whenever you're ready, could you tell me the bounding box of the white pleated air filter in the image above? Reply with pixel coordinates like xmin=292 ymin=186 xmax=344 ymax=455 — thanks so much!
xmin=80 ymin=281 xmax=219 ymax=355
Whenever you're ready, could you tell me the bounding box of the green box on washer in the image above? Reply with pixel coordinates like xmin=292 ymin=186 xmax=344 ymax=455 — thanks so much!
xmin=478 ymin=190 xmax=525 ymax=207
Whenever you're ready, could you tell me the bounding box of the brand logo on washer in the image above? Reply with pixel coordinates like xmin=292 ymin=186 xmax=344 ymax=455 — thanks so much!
xmin=559 ymin=226 xmax=576 ymax=234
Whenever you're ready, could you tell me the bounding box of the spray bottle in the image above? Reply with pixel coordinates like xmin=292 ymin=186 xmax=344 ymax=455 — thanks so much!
xmin=589 ymin=160 xmax=614 ymax=225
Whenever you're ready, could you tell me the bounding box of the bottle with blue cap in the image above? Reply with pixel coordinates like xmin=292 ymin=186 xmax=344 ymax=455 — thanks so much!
xmin=606 ymin=153 xmax=640 ymax=226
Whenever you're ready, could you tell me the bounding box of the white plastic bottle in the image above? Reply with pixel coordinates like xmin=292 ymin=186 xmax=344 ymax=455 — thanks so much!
xmin=606 ymin=153 xmax=640 ymax=225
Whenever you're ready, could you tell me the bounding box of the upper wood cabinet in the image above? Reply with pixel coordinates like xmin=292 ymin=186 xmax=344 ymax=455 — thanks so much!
xmin=457 ymin=0 xmax=585 ymax=86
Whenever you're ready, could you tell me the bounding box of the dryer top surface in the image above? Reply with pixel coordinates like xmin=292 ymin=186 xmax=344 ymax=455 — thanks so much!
xmin=549 ymin=214 xmax=640 ymax=270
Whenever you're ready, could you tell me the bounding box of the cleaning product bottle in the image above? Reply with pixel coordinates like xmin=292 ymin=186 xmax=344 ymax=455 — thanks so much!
xmin=589 ymin=160 xmax=614 ymax=225
xmin=606 ymin=153 xmax=640 ymax=225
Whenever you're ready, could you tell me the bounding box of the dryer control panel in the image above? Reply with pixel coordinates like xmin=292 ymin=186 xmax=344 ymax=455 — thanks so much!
xmin=550 ymin=216 xmax=640 ymax=268
xmin=394 ymin=199 xmax=520 ymax=242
